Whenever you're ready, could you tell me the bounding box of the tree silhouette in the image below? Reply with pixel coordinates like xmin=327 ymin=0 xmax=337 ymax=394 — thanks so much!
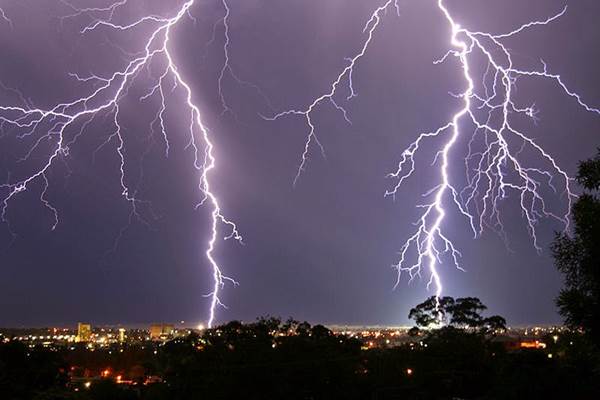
xmin=552 ymin=149 xmax=600 ymax=346
xmin=0 ymin=342 xmax=68 ymax=399
xmin=408 ymin=296 xmax=455 ymax=327
xmin=448 ymin=297 xmax=487 ymax=328
xmin=409 ymin=296 xmax=505 ymax=333
xmin=481 ymin=315 xmax=507 ymax=334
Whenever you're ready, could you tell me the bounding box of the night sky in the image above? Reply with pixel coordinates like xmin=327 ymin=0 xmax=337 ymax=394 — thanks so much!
xmin=1 ymin=0 xmax=599 ymax=327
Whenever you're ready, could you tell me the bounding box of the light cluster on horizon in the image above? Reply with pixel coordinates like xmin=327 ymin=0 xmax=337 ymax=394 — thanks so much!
xmin=0 ymin=0 xmax=240 ymax=328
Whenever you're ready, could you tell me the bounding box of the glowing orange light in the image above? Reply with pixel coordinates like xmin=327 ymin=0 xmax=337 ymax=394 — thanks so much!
xmin=520 ymin=340 xmax=547 ymax=349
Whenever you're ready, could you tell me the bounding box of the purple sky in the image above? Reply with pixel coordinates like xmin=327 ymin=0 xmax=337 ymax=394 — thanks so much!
xmin=1 ymin=0 xmax=599 ymax=327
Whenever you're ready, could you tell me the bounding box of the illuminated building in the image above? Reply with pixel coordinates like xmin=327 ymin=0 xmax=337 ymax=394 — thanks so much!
xmin=150 ymin=324 xmax=174 ymax=340
xmin=119 ymin=328 xmax=126 ymax=343
xmin=76 ymin=323 xmax=92 ymax=343
xmin=520 ymin=340 xmax=547 ymax=349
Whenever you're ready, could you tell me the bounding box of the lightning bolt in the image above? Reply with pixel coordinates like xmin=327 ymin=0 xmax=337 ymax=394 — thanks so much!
xmin=213 ymin=0 xmax=274 ymax=118
xmin=3 ymin=0 xmax=598 ymax=326
xmin=0 ymin=0 xmax=241 ymax=328
xmin=0 ymin=6 xmax=11 ymax=27
xmin=268 ymin=1 xmax=599 ymax=307
xmin=264 ymin=0 xmax=400 ymax=187
xmin=387 ymin=0 xmax=599 ymax=300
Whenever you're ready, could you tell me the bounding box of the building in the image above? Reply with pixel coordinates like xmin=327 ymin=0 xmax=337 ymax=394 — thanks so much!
xmin=149 ymin=324 xmax=174 ymax=340
xmin=118 ymin=328 xmax=126 ymax=343
xmin=76 ymin=323 xmax=92 ymax=342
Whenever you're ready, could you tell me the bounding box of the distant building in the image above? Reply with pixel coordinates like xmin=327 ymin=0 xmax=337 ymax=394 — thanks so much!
xmin=520 ymin=340 xmax=547 ymax=349
xmin=118 ymin=328 xmax=126 ymax=343
xmin=150 ymin=324 xmax=174 ymax=340
xmin=76 ymin=323 xmax=92 ymax=342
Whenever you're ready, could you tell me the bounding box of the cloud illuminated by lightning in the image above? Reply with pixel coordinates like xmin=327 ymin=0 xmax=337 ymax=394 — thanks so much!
xmin=0 ymin=0 xmax=241 ymax=328
xmin=268 ymin=0 xmax=599 ymax=303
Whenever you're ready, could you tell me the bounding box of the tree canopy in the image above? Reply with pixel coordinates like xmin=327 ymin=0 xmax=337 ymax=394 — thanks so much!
xmin=552 ymin=149 xmax=600 ymax=346
xmin=408 ymin=296 xmax=506 ymax=333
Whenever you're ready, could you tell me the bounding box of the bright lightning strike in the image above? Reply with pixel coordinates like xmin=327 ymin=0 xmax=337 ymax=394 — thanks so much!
xmin=387 ymin=0 xmax=599 ymax=299
xmin=268 ymin=1 xmax=599 ymax=304
xmin=0 ymin=0 xmax=241 ymax=328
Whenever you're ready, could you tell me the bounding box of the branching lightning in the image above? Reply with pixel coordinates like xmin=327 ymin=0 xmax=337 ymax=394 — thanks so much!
xmin=212 ymin=0 xmax=273 ymax=118
xmin=386 ymin=0 xmax=599 ymax=300
xmin=268 ymin=0 xmax=599 ymax=305
xmin=264 ymin=0 xmax=400 ymax=187
xmin=0 ymin=7 xmax=12 ymax=29
xmin=0 ymin=0 xmax=241 ymax=327
xmin=2 ymin=0 xmax=599 ymax=325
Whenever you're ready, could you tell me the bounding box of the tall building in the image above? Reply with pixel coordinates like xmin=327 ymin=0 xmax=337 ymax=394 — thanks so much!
xmin=118 ymin=328 xmax=126 ymax=343
xmin=150 ymin=324 xmax=174 ymax=340
xmin=76 ymin=323 xmax=92 ymax=342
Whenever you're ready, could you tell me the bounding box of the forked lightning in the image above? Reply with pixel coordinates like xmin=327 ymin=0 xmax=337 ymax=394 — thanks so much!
xmin=268 ymin=0 xmax=599 ymax=308
xmin=0 ymin=0 xmax=240 ymax=327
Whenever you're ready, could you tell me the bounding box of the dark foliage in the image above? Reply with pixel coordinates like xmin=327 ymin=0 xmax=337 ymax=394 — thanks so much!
xmin=1 ymin=315 xmax=598 ymax=399
xmin=552 ymin=149 xmax=600 ymax=346
xmin=158 ymin=317 xmax=363 ymax=399
xmin=0 ymin=341 xmax=68 ymax=399
xmin=408 ymin=295 xmax=506 ymax=333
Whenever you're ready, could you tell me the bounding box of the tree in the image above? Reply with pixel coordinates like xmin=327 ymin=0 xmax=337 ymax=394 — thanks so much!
xmin=0 ymin=342 xmax=69 ymax=399
xmin=481 ymin=315 xmax=507 ymax=334
xmin=408 ymin=296 xmax=455 ymax=327
xmin=409 ymin=296 xmax=505 ymax=332
xmin=448 ymin=297 xmax=487 ymax=328
xmin=552 ymin=149 xmax=600 ymax=346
